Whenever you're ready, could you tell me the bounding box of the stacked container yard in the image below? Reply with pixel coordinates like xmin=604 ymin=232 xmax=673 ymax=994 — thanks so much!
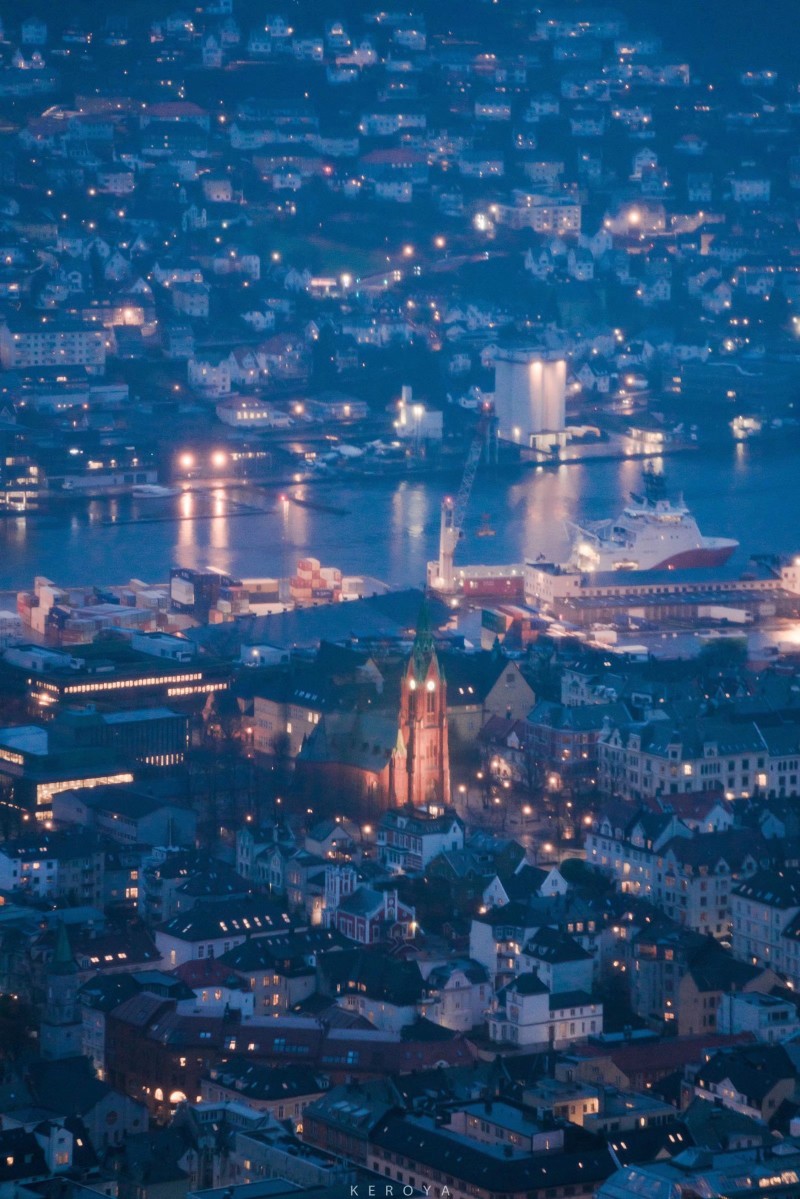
xmin=290 ymin=557 xmax=343 ymax=603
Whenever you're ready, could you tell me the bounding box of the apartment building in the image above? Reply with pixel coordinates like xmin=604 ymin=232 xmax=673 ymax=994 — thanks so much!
xmin=0 ymin=317 xmax=106 ymax=374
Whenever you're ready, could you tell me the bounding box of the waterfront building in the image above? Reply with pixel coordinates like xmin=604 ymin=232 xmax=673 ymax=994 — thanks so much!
xmin=492 ymin=347 xmax=567 ymax=445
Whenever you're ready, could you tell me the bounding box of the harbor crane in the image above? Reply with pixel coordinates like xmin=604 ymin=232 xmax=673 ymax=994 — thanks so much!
xmin=433 ymin=402 xmax=497 ymax=595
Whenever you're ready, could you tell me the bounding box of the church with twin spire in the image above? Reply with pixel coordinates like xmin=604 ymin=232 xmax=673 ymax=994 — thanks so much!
xmin=296 ymin=602 xmax=452 ymax=814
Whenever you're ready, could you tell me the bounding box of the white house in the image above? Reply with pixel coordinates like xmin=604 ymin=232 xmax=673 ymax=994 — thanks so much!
xmin=418 ymin=959 xmax=490 ymax=1031
xmin=489 ymin=972 xmax=603 ymax=1048
xmin=377 ymin=808 xmax=465 ymax=873
xmin=519 ymin=926 xmax=594 ymax=993
xmin=482 ymin=864 xmax=569 ymax=909
xmin=155 ymin=899 xmax=292 ymax=966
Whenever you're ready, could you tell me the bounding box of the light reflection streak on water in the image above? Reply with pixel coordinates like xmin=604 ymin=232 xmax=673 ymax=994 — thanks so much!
xmin=390 ymin=483 xmax=430 ymax=584
xmin=208 ymin=489 xmax=231 ymax=562
xmin=177 ymin=491 xmax=195 ymax=554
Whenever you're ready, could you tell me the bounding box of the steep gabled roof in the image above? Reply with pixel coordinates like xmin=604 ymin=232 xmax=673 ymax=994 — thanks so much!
xmin=523 ymin=926 xmax=592 ymax=964
xmin=733 ymin=868 xmax=800 ymax=909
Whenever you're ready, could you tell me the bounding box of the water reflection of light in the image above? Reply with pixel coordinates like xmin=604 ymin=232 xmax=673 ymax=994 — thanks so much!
xmin=618 ymin=455 xmax=645 ymax=488
xmin=209 ymin=488 xmax=231 ymax=554
xmin=209 ymin=514 xmax=230 ymax=552
xmin=389 ymin=484 xmax=430 ymax=583
xmin=283 ymin=494 xmax=308 ymax=547
xmin=4 ymin=518 xmax=26 ymax=547
xmin=177 ymin=490 xmax=196 ymax=551
xmin=506 ymin=469 xmax=582 ymax=565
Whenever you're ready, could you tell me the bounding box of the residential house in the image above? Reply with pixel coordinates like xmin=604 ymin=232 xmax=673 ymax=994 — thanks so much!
xmin=529 ymin=701 xmax=630 ymax=781
xmin=417 ymin=959 xmax=490 ymax=1032
xmin=598 ymin=718 xmax=770 ymax=804
xmin=377 ymin=807 xmax=465 ymax=873
xmin=687 ymin=1044 xmax=795 ymax=1123
xmin=519 ymin=926 xmax=595 ymax=994
xmin=440 ymin=651 xmax=536 ymax=745
xmin=322 ymin=948 xmax=424 ymax=1033
xmin=201 ymin=1060 xmax=326 ymax=1128
xmin=489 ymin=972 xmax=602 ymax=1049
xmin=731 ymin=868 xmax=800 ymax=972
xmin=327 ymin=884 xmax=415 ymax=946
xmin=218 ymin=927 xmax=344 ymax=1016
xmin=154 ymin=897 xmax=292 ymax=967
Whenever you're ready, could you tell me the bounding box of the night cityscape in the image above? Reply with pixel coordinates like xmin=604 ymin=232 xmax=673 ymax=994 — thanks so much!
xmin=4 ymin=1 xmax=800 ymax=1196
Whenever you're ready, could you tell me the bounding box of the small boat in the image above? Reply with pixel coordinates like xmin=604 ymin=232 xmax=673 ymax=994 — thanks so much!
xmin=132 ymin=484 xmax=180 ymax=498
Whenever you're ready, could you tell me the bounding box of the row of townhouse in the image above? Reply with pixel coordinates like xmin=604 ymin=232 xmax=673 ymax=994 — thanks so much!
xmin=585 ymin=801 xmax=763 ymax=938
xmin=188 ymin=336 xmax=312 ymax=395
xmin=598 ymin=716 xmax=800 ymax=803
xmin=730 ymin=867 xmax=800 ymax=987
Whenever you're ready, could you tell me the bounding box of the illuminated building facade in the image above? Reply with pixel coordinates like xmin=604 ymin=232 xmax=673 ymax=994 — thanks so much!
xmin=493 ymin=347 xmax=566 ymax=443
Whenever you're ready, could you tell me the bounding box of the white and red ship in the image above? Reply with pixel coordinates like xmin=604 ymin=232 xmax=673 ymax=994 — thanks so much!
xmin=568 ymin=473 xmax=738 ymax=573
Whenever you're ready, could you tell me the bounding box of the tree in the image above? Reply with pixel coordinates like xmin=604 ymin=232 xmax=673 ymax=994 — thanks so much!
xmin=270 ymin=730 xmax=293 ymax=795
xmin=697 ymin=637 xmax=747 ymax=676
xmin=0 ymin=994 xmax=35 ymax=1065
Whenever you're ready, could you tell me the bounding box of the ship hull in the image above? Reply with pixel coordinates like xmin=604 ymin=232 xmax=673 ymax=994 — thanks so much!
xmin=601 ymin=543 xmax=738 ymax=573
xmin=648 ymin=543 xmax=737 ymax=571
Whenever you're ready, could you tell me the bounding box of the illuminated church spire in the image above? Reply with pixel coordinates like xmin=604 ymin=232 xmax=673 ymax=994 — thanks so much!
xmin=397 ymin=603 xmax=451 ymax=808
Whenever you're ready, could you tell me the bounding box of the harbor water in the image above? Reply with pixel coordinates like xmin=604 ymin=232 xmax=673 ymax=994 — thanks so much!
xmin=0 ymin=439 xmax=793 ymax=591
